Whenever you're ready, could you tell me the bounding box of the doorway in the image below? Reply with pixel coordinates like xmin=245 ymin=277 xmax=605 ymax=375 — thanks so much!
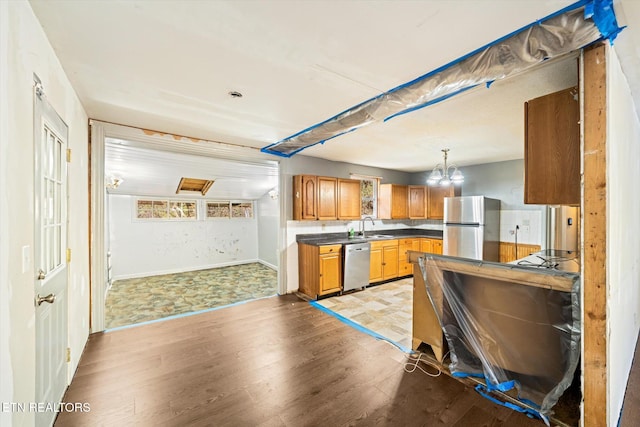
xmin=90 ymin=121 xmax=284 ymax=331
xmin=33 ymin=78 xmax=69 ymax=426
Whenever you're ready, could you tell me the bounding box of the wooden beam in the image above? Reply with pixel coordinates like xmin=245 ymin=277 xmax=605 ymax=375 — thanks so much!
xmin=582 ymin=42 xmax=608 ymax=426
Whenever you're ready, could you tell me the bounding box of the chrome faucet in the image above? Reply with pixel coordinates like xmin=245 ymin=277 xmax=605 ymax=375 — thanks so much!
xmin=359 ymin=216 xmax=375 ymax=237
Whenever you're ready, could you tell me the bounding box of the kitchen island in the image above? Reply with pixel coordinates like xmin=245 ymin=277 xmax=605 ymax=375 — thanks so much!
xmin=408 ymin=251 xmax=581 ymax=419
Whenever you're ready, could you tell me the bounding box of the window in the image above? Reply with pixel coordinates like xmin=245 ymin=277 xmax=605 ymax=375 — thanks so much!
xmin=206 ymin=201 xmax=230 ymax=218
xmin=350 ymin=174 xmax=380 ymax=218
xmin=206 ymin=201 xmax=253 ymax=219
xmin=136 ymin=199 xmax=197 ymax=220
xmin=231 ymin=202 xmax=253 ymax=218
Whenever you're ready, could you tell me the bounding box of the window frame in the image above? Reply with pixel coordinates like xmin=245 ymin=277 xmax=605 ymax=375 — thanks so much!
xmin=350 ymin=174 xmax=380 ymax=219
xmin=204 ymin=200 xmax=254 ymax=220
xmin=133 ymin=197 xmax=199 ymax=221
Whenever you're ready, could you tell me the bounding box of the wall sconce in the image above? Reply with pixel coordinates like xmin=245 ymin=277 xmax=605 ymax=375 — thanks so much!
xmin=105 ymin=176 xmax=123 ymax=189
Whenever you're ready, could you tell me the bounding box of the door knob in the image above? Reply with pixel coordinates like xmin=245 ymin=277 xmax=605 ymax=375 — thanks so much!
xmin=36 ymin=293 xmax=56 ymax=306
xmin=37 ymin=269 xmax=46 ymax=280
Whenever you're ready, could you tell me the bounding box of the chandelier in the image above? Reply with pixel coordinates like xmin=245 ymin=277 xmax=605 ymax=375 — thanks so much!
xmin=427 ymin=149 xmax=464 ymax=186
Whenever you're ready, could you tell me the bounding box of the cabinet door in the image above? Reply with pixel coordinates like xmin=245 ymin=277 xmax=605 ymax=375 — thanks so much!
xmin=382 ymin=245 xmax=399 ymax=280
xmin=319 ymin=253 xmax=341 ymax=294
xmin=379 ymin=184 xmax=409 ymax=219
xmin=524 ymin=86 xmax=580 ymax=205
xmin=420 ymin=238 xmax=433 ymax=253
xmin=317 ymin=176 xmax=338 ymax=220
xmin=392 ymin=185 xmax=409 ymax=219
xmin=408 ymin=186 xmax=426 ymax=219
xmin=427 ymin=186 xmax=454 ymax=219
xmin=293 ymin=175 xmax=317 ymax=220
xmin=398 ymin=239 xmax=419 ymax=276
xmin=369 ymin=247 xmax=383 ymax=283
xmin=337 ymin=179 xmax=361 ymax=220
xmin=431 ymin=240 xmax=443 ymax=255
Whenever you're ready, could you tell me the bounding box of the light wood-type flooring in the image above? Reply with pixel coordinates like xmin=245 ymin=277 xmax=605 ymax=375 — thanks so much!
xmin=56 ymin=294 xmax=548 ymax=427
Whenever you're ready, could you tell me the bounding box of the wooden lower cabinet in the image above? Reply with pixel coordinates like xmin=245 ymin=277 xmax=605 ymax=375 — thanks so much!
xmin=419 ymin=237 xmax=442 ymax=255
xmin=298 ymin=243 xmax=342 ymax=299
xmin=398 ymin=238 xmax=420 ymax=276
xmin=369 ymin=239 xmax=398 ymax=283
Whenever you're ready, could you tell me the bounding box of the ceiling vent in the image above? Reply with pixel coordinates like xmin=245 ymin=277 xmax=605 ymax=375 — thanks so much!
xmin=176 ymin=177 xmax=214 ymax=195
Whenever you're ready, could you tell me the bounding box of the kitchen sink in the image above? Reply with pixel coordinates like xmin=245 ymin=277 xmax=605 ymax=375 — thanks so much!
xmin=367 ymin=234 xmax=393 ymax=239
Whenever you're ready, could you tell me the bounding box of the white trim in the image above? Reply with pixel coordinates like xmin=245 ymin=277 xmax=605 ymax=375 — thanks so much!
xmin=257 ymin=259 xmax=278 ymax=271
xmin=90 ymin=122 xmax=107 ymax=332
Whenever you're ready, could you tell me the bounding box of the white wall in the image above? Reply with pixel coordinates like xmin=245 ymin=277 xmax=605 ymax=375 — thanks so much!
xmin=607 ymin=46 xmax=640 ymax=427
xmin=0 ymin=1 xmax=90 ymax=425
xmin=257 ymin=192 xmax=279 ymax=269
xmin=109 ymin=195 xmax=259 ymax=279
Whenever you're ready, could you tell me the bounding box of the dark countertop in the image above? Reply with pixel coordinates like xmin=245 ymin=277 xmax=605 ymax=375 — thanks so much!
xmin=296 ymin=228 xmax=443 ymax=246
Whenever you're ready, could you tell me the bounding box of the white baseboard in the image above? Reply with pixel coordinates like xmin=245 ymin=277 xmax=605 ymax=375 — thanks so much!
xmin=112 ymin=259 xmax=261 ymax=281
xmin=257 ymin=259 xmax=278 ymax=271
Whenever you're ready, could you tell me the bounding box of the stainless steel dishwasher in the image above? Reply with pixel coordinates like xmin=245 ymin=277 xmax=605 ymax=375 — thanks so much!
xmin=343 ymin=242 xmax=371 ymax=292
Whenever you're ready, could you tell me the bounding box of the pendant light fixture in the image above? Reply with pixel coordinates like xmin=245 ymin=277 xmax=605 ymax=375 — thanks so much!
xmin=427 ymin=149 xmax=464 ymax=186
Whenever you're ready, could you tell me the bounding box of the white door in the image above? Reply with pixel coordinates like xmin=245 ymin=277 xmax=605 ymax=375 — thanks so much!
xmin=34 ymin=80 xmax=68 ymax=427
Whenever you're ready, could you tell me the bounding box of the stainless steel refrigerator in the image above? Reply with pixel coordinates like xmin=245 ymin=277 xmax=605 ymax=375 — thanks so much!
xmin=443 ymin=196 xmax=501 ymax=261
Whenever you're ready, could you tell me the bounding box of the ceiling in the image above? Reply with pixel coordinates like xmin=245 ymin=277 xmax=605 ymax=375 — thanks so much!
xmin=104 ymin=138 xmax=279 ymax=200
xmin=29 ymin=0 xmax=640 ymax=177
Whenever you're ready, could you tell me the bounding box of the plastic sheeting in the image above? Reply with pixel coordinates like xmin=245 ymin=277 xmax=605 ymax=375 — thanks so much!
xmin=417 ymin=255 xmax=581 ymax=423
xmin=261 ymin=0 xmax=623 ymax=158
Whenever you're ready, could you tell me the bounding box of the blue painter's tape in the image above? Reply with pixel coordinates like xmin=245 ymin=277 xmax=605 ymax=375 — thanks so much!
xmin=588 ymin=0 xmax=625 ymax=44
xmin=451 ymin=371 xmax=485 ymax=379
xmin=105 ymin=294 xmax=277 ymax=333
xmin=309 ymin=300 xmax=414 ymax=354
xmin=260 ymin=0 xmax=595 ymax=157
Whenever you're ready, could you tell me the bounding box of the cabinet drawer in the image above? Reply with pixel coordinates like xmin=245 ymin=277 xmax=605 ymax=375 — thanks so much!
xmin=398 ymin=238 xmax=415 ymax=246
xmin=370 ymin=239 xmax=398 ymax=250
xmin=319 ymin=244 xmax=342 ymax=254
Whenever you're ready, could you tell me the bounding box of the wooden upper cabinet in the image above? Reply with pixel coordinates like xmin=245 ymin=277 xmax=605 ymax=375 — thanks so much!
xmin=408 ymin=186 xmax=427 ymax=219
xmin=524 ymin=86 xmax=580 ymax=205
xmin=379 ymin=184 xmax=408 ymax=219
xmin=317 ymin=176 xmax=338 ymax=220
xmin=427 ymin=185 xmax=456 ymax=219
xmin=337 ymin=179 xmax=361 ymax=220
xmin=293 ymin=175 xmax=317 ymax=220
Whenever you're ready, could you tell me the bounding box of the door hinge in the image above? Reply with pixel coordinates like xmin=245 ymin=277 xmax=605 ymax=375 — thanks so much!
xmin=66 ymin=248 xmax=71 ymax=263
xmin=66 ymin=148 xmax=72 ymax=163
xmin=66 ymin=348 xmax=71 ymax=363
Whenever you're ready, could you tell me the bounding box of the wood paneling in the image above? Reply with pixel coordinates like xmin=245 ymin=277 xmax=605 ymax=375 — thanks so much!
xmin=583 ymin=42 xmax=608 ymax=427
xmin=55 ymin=294 xmax=546 ymax=427
xmin=524 ymin=85 xmax=580 ymax=205
xmin=498 ymin=242 xmax=542 ymax=263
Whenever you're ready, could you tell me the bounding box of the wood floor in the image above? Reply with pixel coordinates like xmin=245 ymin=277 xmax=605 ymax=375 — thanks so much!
xmin=56 ymin=294 xmax=547 ymax=427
